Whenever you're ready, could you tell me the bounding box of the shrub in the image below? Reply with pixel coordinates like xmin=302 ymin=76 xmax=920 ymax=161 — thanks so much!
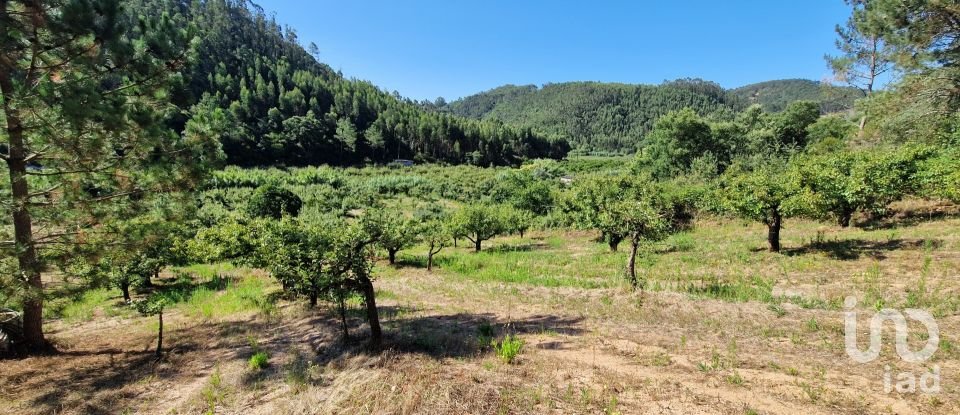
xmin=246 ymin=184 xmax=302 ymax=219
xmin=494 ymin=334 xmax=524 ymax=364
xmin=248 ymin=352 xmax=269 ymax=370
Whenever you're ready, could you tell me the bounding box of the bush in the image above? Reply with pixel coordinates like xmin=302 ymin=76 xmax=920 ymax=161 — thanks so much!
xmin=248 ymin=351 xmax=269 ymax=370
xmin=246 ymin=184 xmax=302 ymax=219
xmin=494 ymin=334 xmax=524 ymax=364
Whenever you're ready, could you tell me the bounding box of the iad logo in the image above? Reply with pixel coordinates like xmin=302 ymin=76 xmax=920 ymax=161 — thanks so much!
xmin=843 ymin=296 xmax=940 ymax=394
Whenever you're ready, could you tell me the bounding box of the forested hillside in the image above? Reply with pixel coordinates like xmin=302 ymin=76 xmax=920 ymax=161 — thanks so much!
xmin=730 ymin=79 xmax=861 ymax=113
xmin=444 ymin=79 xmax=863 ymax=153
xmin=444 ymin=80 xmax=742 ymax=153
xmin=130 ymin=0 xmax=568 ymax=166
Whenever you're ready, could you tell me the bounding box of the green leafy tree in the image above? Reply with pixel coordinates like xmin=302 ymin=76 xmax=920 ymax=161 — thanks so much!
xmin=504 ymin=207 xmax=534 ymax=238
xmin=769 ymin=101 xmax=821 ymax=152
xmin=559 ymin=174 xmax=638 ymax=252
xmin=257 ymin=218 xmax=334 ymax=307
xmin=826 ymin=0 xmax=895 ymax=132
xmin=246 ymin=184 xmax=303 ymax=219
xmin=917 ymin=147 xmax=960 ymax=203
xmin=132 ymin=297 xmax=167 ymax=358
xmin=421 ymin=221 xmax=451 ymax=272
xmin=449 ymin=204 xmax=508 ymax=252
xmin=374 ymin=213 xmax=419 ymax=265
xmin=794 ymin=148 xmax=930 ymax=227
xmin=0 ymin=0 xmax=210 ymax=351
xmin=721 ymin=161 xmax=813 ymax=252
xmin=642 ymin=108 xmax=723 ymax=178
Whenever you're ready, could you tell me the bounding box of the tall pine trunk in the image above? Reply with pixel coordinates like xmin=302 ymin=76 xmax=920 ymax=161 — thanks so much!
xmin=0 ymin=59 xmax=47 ymax=353
xmin=767 ymin=208 xmax=782 ymax=253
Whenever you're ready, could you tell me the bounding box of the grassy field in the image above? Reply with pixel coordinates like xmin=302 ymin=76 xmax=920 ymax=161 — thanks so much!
xmin=2 ymin=198 xmax=959 ymax=414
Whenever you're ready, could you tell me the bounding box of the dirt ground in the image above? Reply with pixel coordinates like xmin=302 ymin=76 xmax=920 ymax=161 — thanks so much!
xmin=2 ymin=210 xmax=959 ymax=414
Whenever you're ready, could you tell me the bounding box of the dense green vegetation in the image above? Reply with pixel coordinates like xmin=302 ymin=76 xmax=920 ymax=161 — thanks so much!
xmin=729 ymin=79 xmax=861 ymax=113
xmin=129 ymin=0 xmax=569 ymax=167
xmin=444 ymin=79 xmax=742 ymax=153
xmin=2 ymin=0 xmax=960 ymax=366
xmin=443 ymin=79 xmax=861 ymax=154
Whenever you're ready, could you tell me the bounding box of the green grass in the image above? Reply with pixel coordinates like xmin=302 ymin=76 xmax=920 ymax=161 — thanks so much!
xmin=494 ymin=334 xmax=524 ymax=364
xmin=45 ymin=288 xmax=131 ymax=323
xmin=177 ymin=275 xmax=273 ymax=319
xmin=248 ymin=352 xmax=269 ymax=370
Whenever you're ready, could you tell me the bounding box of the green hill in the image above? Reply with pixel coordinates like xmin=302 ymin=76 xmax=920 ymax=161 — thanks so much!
xmin=125 ymin=0 xmax=568 ymax=167
xmin=730 ymin=79 xmax=861 ymax=113
xmin=445 ymin=79 xmax=862 ymax=153
xmin=444 ymin=80 xmax=742 ymax=153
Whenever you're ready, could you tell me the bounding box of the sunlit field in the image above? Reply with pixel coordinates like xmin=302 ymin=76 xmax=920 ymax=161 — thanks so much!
xmin=3 ymin=162 xmax=958 ymax=414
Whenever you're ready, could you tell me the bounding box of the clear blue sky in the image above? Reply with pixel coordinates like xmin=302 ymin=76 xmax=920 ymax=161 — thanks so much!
xmin=255 ymin=0 xmax=850 ymax=101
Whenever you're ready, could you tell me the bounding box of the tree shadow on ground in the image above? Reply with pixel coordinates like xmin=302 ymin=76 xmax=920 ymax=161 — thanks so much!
xmin=783 ymin=238 xmax=943 ymax=260
xmin=381 ymin=312 xmax=584 ymax=359
xmin=858 ymin=205 xmax=960 ymax=230
xmin=6 ymin=303 xmax=584 ymax=413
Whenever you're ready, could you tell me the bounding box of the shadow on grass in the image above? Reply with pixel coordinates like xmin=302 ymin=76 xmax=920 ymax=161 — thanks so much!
xmin=784 ymin=238 xmax=943 ymax=260
xmin=856 ymin=204 xmax=960 ymax=230
xmin=9 ymin=299 xmax=583 ymax=413
xmin=382 ymin=312 xmax=584 ymax=358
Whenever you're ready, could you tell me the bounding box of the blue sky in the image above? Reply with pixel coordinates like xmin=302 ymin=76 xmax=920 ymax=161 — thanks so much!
xmin=255 ymin=1 xmax=851 ymax=101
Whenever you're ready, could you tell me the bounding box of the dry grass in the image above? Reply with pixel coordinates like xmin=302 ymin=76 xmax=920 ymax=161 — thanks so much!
xmin=2 ymin=202 xmax=960 ymax=414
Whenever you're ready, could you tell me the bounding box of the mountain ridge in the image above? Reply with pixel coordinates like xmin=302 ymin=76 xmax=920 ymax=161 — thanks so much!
xmin=441 ymin=78 xmax=859 ymax=152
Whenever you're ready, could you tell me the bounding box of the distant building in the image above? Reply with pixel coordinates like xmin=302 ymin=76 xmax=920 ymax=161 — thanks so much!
xmin=392 ymin=159 xmax=415 ymax=167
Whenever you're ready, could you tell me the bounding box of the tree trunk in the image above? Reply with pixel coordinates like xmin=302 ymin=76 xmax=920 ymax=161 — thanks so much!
xmin=627 ymin=236 xmax=641 ymax=290
xmin=141 ymin=274 xmax=153 ymax=288
xmin=388 ymin=249 xmax=397 ymax=265
xmin=608 ymin=234 xmax=622 ymax=252
xmin=427 ymin=251 xmax=434 ymax=271
xmin=338 ymin=295 xmax=349 ymax=341
xmin=121 ymin=281 xmax=131 ymax=303
xmin=308 ymin=288 xmax=318 ymax=308
xmin=358 ymin=277 xmax=382 ymax=349
xmin=155 ymin=311 xmax=163 ymax=358
xmin=0 ymin=59 xmax=47 ymax=353
xmin=474 ymin=238 xmax=482 ymax=252
xmin=767 ymin=209 xmax=782 ymax=253
xmin=519 ymin=229 xmax=524 ymax=238
xmin=839 ymin=207 xmax=854 ymax=228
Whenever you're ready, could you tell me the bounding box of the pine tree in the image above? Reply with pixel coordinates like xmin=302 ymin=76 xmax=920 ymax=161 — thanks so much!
xmin=0 ymin=0 xmax=214 ymax=353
